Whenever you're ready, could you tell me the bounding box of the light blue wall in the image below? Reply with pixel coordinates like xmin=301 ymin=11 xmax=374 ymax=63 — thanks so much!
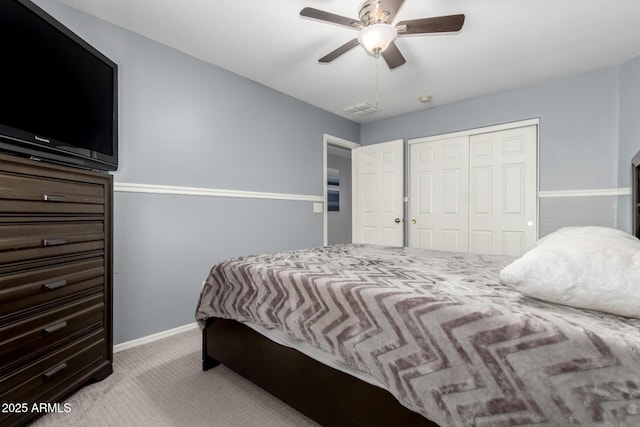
xmin=361 ymin=67 xmax=626 ymax=237
xmin=362 ymin=67 xmax=620 ymax=190
xmin=35 ymin=0 xmax=360 ymax=344
xmin=113 ymin=194 xmax=321 ymax=341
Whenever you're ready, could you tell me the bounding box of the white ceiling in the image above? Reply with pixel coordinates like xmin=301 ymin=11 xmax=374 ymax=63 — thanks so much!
xmin=58 ymin=0 xmax=640 ymax=123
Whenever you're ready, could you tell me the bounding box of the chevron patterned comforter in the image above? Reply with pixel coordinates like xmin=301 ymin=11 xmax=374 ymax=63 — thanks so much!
xmin=195 ymin=244 xmax=640 ymax=426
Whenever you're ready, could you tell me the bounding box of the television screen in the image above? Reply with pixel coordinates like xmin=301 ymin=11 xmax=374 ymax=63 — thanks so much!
xmin=0 ymin=0 xmax=118 ymax=171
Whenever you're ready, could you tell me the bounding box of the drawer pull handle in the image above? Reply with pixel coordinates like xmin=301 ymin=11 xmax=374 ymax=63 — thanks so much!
xmin=43 ymin=321 xmax=67 ymax=334
xmin=43 ymin=238 xmax=66 ymax=246
xmin=43 ymin=279 xmax=67 ymax=291
xmin=43 ymin=193 xmax=67 ymax=202
xmin=43 ymin=362 xmax=67 ymax=379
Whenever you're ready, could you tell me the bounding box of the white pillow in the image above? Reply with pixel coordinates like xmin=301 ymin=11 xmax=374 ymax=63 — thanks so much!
xmin=500 ymin=226 xmax=640 ymax=318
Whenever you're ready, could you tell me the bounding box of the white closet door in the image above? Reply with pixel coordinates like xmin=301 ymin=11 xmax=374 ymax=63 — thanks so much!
xmin=409 ymin=136 xmax=469 ymax=251
xmin=352 ymin=140 xmax=404 ymax=246
xmin=469 ymin=125 xmax=537 ymax=256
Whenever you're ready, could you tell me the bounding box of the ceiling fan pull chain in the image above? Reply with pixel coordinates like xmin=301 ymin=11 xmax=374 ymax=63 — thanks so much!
xmin=375 ymin=54 xmax=380 ymax=109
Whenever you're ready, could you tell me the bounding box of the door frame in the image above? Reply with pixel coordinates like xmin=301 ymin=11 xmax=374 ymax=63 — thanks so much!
xmin=323 ymin=134 xmax=360 ymax=246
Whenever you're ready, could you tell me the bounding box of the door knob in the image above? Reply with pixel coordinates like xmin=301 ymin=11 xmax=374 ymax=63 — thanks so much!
xmin=394 ymin=218 xmax=401 ymax=223
xmin=411 ymin=219 xmax=416 ymax=224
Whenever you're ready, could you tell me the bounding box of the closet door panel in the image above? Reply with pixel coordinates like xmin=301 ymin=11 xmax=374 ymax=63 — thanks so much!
xmin=503 ymin=163 xmax=526 ymax=214
xmin=418 ymin=171 xmax=434 ymax=214
xmin=470 ymin=230 xmax=492 ymax=254
xmin=409 ymin=136 xmax=469 ymax=251
xmin=469 ymin=125 xmax=537 ymax=256
xmin=471 ymin=166 xmax=492 ymax=214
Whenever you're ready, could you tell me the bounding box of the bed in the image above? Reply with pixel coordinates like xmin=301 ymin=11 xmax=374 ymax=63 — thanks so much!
xmin=196 ymin=158 xmax=640 ymax=427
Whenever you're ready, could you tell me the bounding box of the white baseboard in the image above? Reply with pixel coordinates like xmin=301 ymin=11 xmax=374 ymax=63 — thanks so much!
xmin=113 ymin=322 xmax=199 ymax=354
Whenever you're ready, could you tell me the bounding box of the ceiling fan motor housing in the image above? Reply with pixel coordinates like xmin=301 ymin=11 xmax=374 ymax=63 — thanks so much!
xmin=359 ymin=0 xmax=391 ymax=26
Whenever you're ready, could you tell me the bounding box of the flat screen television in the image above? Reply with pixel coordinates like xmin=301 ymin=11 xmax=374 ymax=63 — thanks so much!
xmin=0 ymin=0 xmax=118 ymax=171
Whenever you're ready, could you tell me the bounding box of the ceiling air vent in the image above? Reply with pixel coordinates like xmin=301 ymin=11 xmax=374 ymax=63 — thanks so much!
xmin=344 ymin=102 xmax=379 ymax=115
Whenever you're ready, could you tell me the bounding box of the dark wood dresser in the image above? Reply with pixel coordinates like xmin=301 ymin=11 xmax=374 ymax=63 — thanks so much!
xmin=0 ymin=153 xmax=113 ymax=426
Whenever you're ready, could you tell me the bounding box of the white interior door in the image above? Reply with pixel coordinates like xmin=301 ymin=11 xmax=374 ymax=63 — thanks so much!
xmin=469 ymin=125 xmax=537 ymax=256
xmin=409 ymin=136 xmax=469 ymax=251
xmin=352 ymin=140 xmax=404 ymax=246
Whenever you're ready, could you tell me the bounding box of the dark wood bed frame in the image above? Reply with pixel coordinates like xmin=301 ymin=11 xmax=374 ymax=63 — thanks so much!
xmin=202 ymin=150 xmax=640 ymax=427
xmin=203 ymin=318 xmax=436 ymax=426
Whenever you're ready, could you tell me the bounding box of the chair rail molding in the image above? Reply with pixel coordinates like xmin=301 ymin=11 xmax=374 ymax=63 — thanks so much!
xmin=114 ymin=182 xmax=323 ymax=202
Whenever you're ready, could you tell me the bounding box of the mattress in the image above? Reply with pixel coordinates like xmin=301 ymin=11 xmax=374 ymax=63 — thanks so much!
xmin=196 ymin=244 xmax=640 ymax=426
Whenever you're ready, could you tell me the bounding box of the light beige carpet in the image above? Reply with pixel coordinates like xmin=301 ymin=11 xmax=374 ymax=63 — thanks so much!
xmin=30 ymin=327 xmax=318 ymax=427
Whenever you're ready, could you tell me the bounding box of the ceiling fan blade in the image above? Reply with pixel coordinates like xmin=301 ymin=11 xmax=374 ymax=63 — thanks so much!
xmin=381 ymin=41 xmax=406 ymax=69
xmin=396 ymin=14 xmax=465 ymax=35
xmin=300 ymin=7 xmax=363 ymax=30
xmin=319 ymin=38 xmax=360 ymax=63
xmin=380 ymin=0 xmax=406 ymax=23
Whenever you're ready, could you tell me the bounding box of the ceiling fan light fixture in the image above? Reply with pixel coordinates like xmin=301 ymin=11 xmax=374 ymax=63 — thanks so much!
xmin=357 ymin=23 xmax=397 ymax=55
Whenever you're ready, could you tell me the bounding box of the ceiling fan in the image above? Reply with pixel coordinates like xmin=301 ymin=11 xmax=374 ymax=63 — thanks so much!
xmin=300 ymin=0 xmax=465 ymax=69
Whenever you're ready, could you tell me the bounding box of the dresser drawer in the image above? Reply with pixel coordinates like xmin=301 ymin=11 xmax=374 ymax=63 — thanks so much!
xmin=0 ymin=258 xmax=104 ymax=317
xmin=0 ymin=294 xmax=104 ymax=372
xmin=0 ymin=329 xmax=106 ymax=401
xmin=0 ymin=221 xmax=104 ymax=265
xmin=0 ymin=171 xmax=105 ymax=215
